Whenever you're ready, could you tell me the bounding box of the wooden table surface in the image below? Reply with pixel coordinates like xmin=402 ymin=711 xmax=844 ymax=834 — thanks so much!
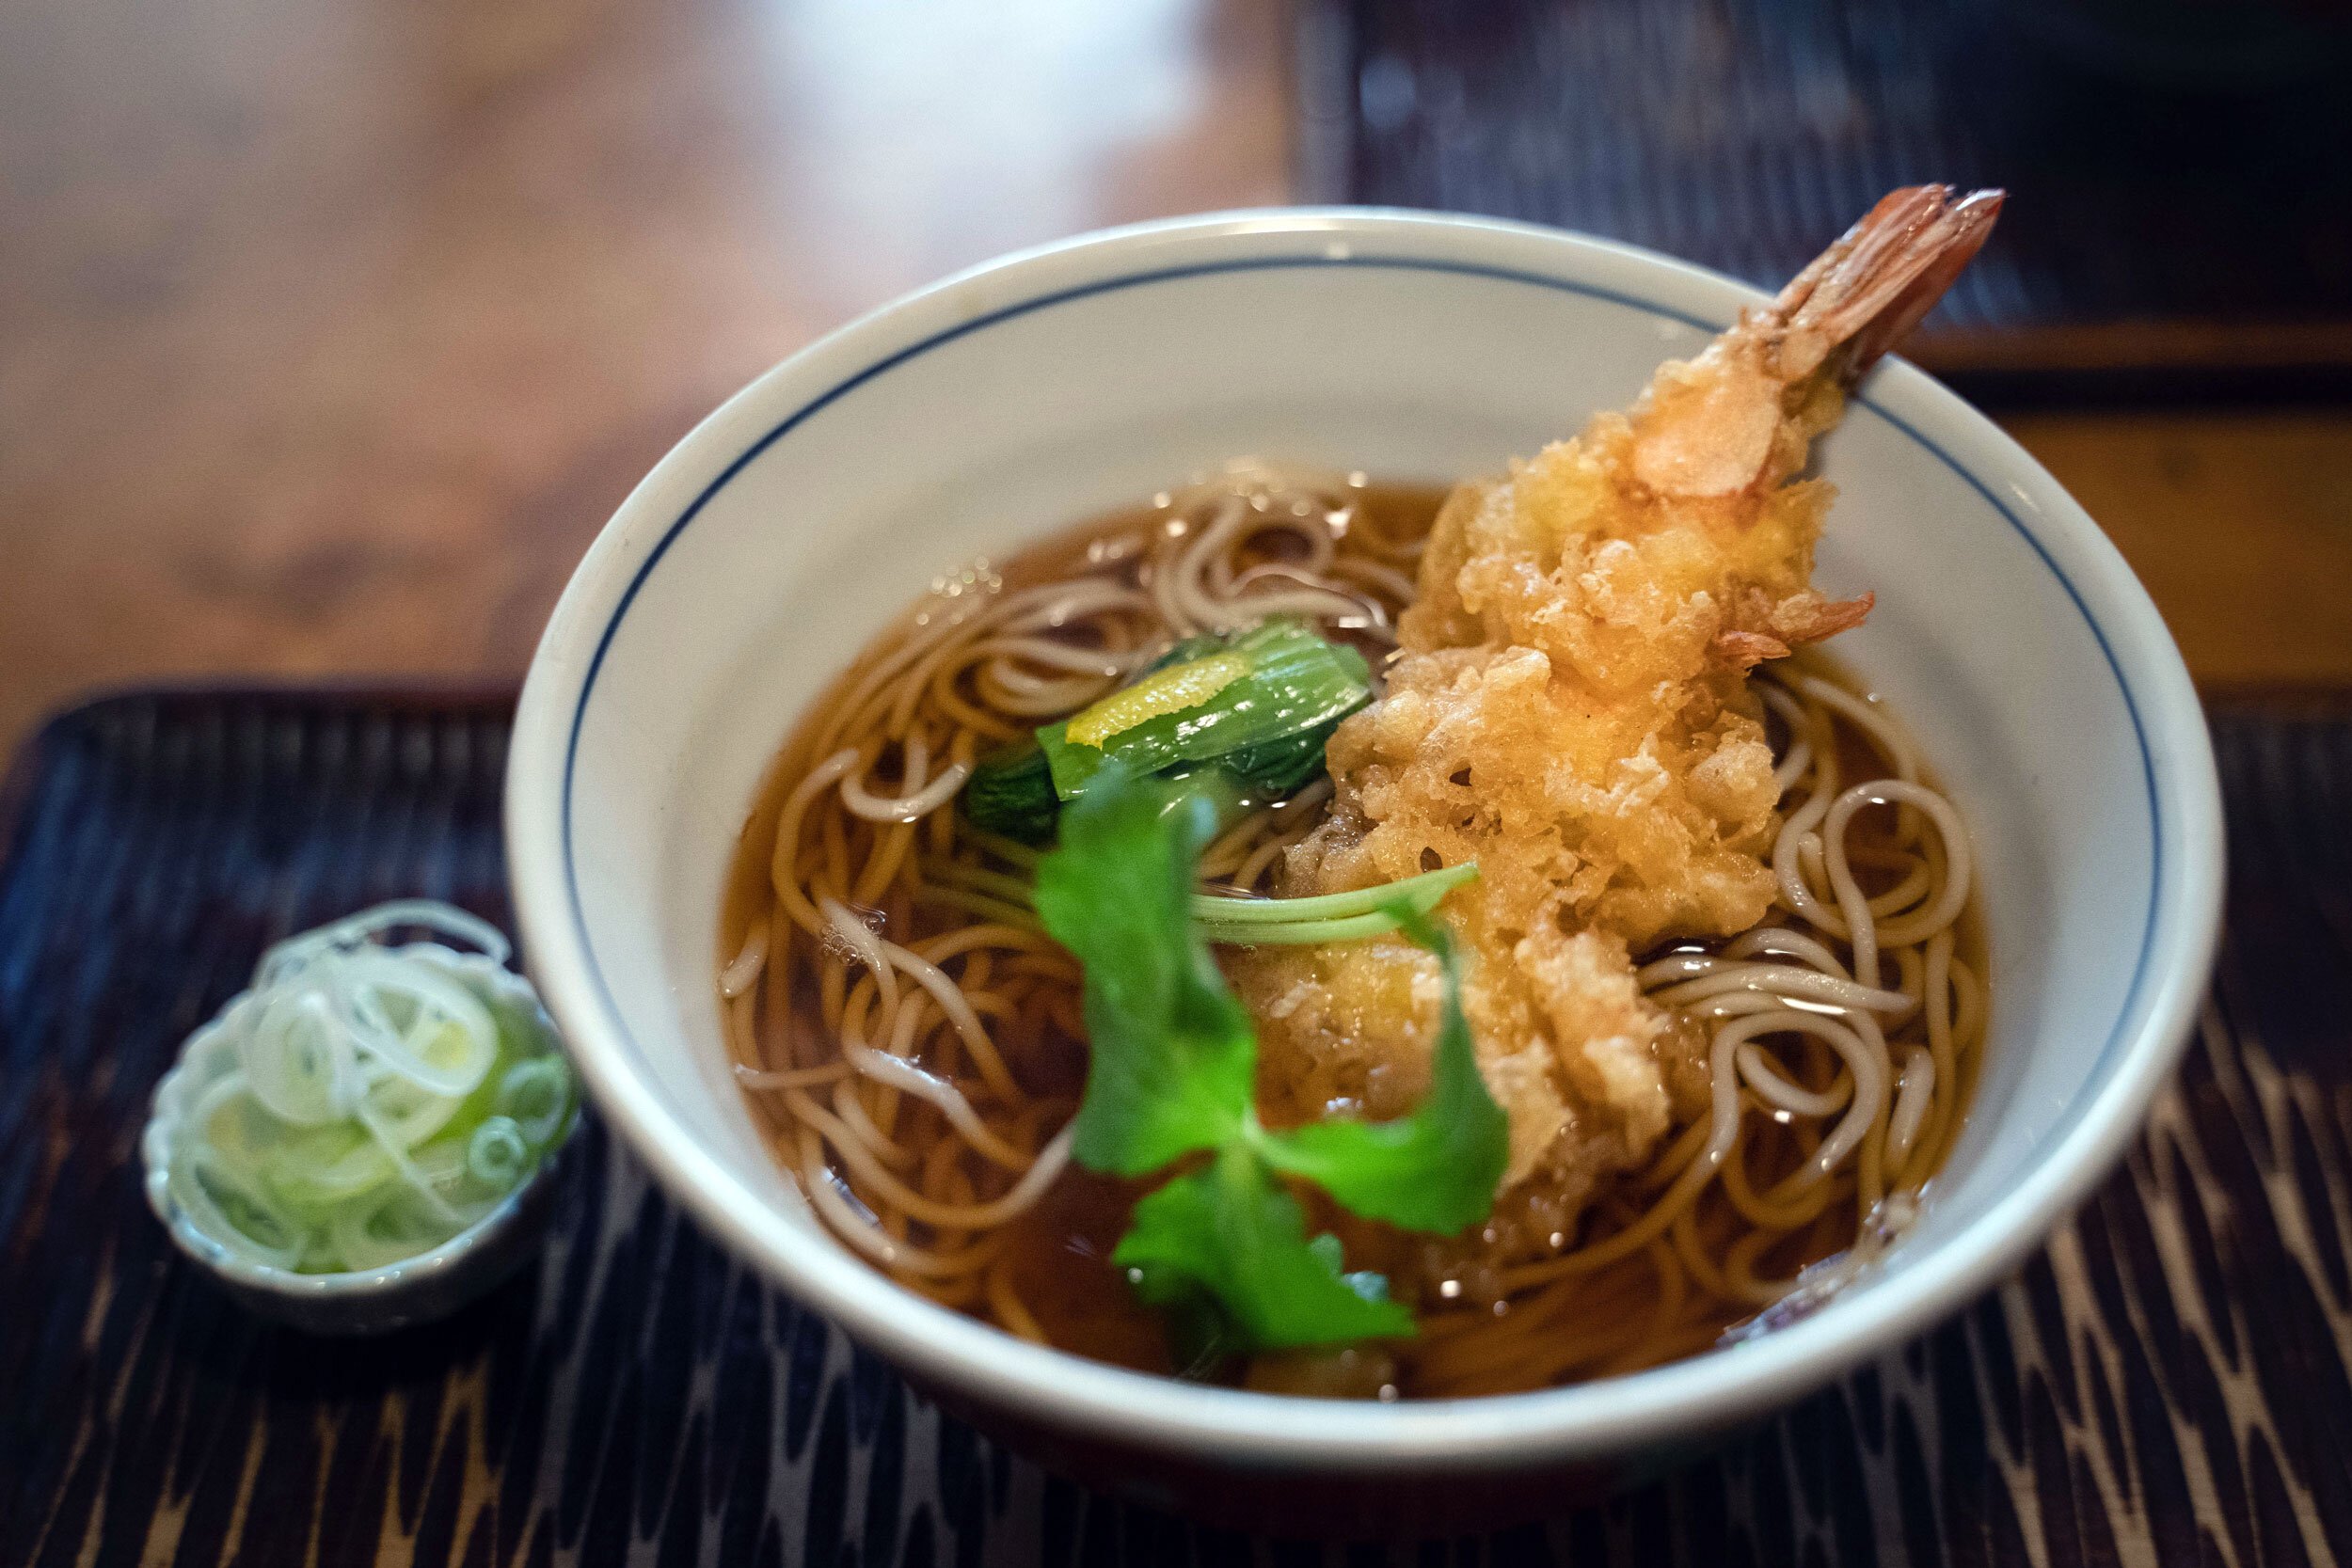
xmin=3 ymin=0 xmax=2346 ymax=761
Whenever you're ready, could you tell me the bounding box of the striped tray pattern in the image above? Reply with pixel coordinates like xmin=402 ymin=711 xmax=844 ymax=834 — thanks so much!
xmin=1 ymin=689 xmax=2347 ymax=1566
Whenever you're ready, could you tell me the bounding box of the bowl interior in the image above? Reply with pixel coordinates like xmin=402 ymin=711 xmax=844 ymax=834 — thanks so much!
xmin=515 ymin=214 xmax=2213 ymax=1463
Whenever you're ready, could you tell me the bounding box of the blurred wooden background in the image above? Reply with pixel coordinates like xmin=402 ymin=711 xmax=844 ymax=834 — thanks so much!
xmin=3 ymin=0 xmax=2346 ymax=758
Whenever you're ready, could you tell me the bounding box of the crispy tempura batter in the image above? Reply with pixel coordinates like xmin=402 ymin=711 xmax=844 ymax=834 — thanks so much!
xmin=1232 ymin=187 xmax=2002 ymax=1241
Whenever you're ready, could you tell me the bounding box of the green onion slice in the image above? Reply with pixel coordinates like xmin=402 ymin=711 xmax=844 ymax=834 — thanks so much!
xmin=163 ymin=901 xmax=577 ymax=1275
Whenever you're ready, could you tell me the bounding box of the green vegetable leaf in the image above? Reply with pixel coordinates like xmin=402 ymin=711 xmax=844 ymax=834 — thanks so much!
xmin=1031 ymin=769 xmax=1257 ymax=1175
xmin=1040 ymin=768 xmax=1502 ymax=1357
xmin=1252 ymin=907 xmax=1509 ymax=1233
xmin=1217 ymin=719 xmax=1347 ymax=798
xmin=1038 ymin=620 xmax=1372 ymax=800
xmin=1113 ymin=1144 xmax=1413 ymax=1354
xmin=961 ymin=740 xmax=1060 ymax=844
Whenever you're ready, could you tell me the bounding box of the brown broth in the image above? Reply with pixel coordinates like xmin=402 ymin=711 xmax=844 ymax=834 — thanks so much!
xmin=720 ymin=475 xmax=1987 ymax=1396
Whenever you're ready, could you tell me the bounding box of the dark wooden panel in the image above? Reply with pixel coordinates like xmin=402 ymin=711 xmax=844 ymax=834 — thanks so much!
xmin=1308 ymin=0 xmax=2352 ymax=391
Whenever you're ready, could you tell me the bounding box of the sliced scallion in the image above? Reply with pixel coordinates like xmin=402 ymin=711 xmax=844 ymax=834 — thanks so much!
xmin=160 ymin=901 xmax=577 ymax=1275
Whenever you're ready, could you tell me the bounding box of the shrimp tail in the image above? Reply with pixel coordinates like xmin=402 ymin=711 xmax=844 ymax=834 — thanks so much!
xmin=1631 ymin=184 xmax=2004 ymax=499
xmin=1769 ymin=184 xmax=2006 ymax=385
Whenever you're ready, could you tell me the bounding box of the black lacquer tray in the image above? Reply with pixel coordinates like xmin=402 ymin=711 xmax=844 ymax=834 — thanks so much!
xmin=1 ymin=687 xmax=2347 ymax=1565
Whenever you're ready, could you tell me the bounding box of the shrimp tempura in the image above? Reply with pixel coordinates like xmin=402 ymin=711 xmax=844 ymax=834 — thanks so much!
xmin=1231 ymin=187 xmax=2003 ymax=1255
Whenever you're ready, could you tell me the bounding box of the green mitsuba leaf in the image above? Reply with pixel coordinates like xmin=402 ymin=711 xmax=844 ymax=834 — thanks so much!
xmin=1031 ymin=770 xmax=1256 ymax=1175
xmin=1112 ymin=1144 xmax=1413 ymax=1353
xmin=1038 ymin=767 xmax=1506 ymax=1361
xmin=1252 ymin=907 xmax=1510 ymax=1233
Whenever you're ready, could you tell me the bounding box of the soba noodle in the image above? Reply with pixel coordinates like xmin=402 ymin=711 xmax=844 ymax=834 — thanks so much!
xmin=718 ymin=465 xmax=1985 ymax=1396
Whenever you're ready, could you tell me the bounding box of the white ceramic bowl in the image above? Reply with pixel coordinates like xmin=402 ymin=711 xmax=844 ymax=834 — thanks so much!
xmin=505 ymin=210 xmax=2223 ymax=1528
